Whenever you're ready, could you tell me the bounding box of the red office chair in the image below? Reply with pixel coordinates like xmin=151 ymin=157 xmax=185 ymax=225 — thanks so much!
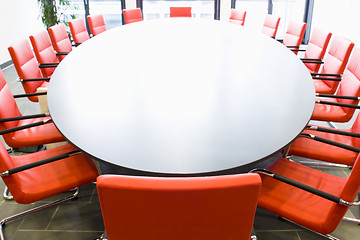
xmin=312 ymin=36 xmax=355 ymax=94
xmin=97 ymin=173 xmax=261 ymax=240
xmin=48 ymin=23 xmax=73 ymax=62
xmin=29 ymin=30 xmax=59 ymax=78
xmin=8 ymin=39 xmax=49 ymax=102
xmin=229 ymin=9 xmax=247 ymax=26
xmin=123 ymin=8 xmax=143 ymax=24
xmin=281 ymin=21 xmax=307 ymax=53
xmin=0 ymin=68 xmax=64 ymax=149
xmin=298 ymin=27 xmax=332 ymax=73
xmin=0 ymin=142 xmax=99 ymax=240
xmin=87 ymin=14 xmax=107 ymax=36
xmin=252 ymin=156 xmax=360 ymax=239
xmin=288 ymin=114 xmax=360 ymax=167
xmin=170 ymin=7 xmax=192 ymax=18
xmin=261 ymin=14 xmax=280 ymax=38
xmin=68 ymin=18 xmax=90 ymax=46
xmin=311 ymin=47 xmax=360 ymax=123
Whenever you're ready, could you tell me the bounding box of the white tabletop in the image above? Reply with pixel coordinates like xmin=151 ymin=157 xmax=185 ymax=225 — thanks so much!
xmin=48 ymin=18 xmax=315 ymax=175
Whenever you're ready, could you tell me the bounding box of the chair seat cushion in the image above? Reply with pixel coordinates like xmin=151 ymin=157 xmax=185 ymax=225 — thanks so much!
xmin=258 ymin=158 xmax=348 ymax=234
xmin=3 ymin=144 xmax=98 ymax=204
xmin=311 ymin=100 xmax=352 ymax=122
xmin=289 ymin=128 xmax=358 ymax=166
xmin=3 ymin=117 xmax=64 ymax=148
xmin=313 ymin=79 xmax=338 ymax=94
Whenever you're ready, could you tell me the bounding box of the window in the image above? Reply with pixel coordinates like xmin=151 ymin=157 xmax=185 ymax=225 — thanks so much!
xmin=141 ymin=0 xmax=219 ymax=20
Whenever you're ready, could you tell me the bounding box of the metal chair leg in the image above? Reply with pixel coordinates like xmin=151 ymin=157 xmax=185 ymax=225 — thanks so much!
xmin=342 ymin=216 xmax=360 ymax=225
xmin=0 ymin=188 xmax=79 ymax=240
xmin=2 ymin=187 xmax=13 ymax=200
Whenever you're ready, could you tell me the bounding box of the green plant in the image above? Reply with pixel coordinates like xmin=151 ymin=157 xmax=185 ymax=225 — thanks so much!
xmin=37 ymin=0 xmax=77 ymax=28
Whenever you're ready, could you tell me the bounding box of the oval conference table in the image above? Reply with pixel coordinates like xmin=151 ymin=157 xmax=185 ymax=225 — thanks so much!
xmin=48 ymin=18 xmax=315 ymax=176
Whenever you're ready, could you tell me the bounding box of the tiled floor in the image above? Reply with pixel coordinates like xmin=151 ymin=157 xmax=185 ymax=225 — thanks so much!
xmin=1 ymin=65 xmax=360 ymax=240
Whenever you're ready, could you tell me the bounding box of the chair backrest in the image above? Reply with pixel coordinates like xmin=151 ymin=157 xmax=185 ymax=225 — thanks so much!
xmin=0 ymin=68 xmax=22 ymax=134
xmin=303 ymin=27 xmax=332 ymax=73
xmin=8 ymin=39 xmax=45 ymax=102
xmin=123 ymin=8 xmax=143 ymax=24
xmin=48 ymin=23 xmax=73 ymax=62
xmin=29 ymin=30 xmax=58 ymax=78
xmin=97 ymin=173 xmax=261 ymax=240
xmin=170 ymin=7 xmax=192 ymax=18
xmin=229 ymin=9 xmax=247 ymax=26
xmin=332 ymin=47 xmax=360 ymax=123
xmin=319 ymin=36 xmax=355 ymax=93
xmin=87 ymin=14 xmax=107 ymax=36
xmin=262 ymin=14 xmax=280 ymax=38
xmin=0 ymin=142 xmax=99 ymax=204
xmin=68 ymin=18 xmax=90 ymax=44
xmin=282 ymin=21 xmax=307 ymax=48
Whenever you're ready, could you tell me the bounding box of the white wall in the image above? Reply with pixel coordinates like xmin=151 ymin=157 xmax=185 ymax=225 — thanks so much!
xmin=0 ymin=0 xmax=43 ymax=64
xmin=312 ymin=0 xmax=360 ymax=47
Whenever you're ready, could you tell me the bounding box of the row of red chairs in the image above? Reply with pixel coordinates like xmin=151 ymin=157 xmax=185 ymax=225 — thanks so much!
xmin=3 ymin=9 xmax=360 ymax=240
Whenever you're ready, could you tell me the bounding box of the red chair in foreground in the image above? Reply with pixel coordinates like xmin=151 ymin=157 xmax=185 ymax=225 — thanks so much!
xmin=0 ymin=143 xmax=99 ymax=240
xmin=261 ymin=14 xmax=280 ymax=38
xmin=8 ymin=39 xmax=49 ymax=102
xmin=229 ymin=9 xmax=247 ymax=26
xmin=170 ymin=7 xmax=192 ymax=18
xmin=311 ymin=47 xmax=360 ymax=123
xmin=29 ymin=30 xmax=59 ymax=78
xmin=281 ymin=21 xmax=307 ymax=53
xmin=123 ymin=8 xmax=143 ymax=24
xmin=87 ymin=14 xmax=107 ymax=36
xmin=97 ymin=174 xmax=261 ymax=240
xmin=252 ymin=156 xmax=360 ymax=239
xmin=68 ymin=18 xmax=90 ymax=46
xmin=298 ymin=27 xmax=332 ymax=73
xmin=312 ymin=36 xmax=354 ymax=94
xmin=48 ymin=23 xmax=73 ymax=62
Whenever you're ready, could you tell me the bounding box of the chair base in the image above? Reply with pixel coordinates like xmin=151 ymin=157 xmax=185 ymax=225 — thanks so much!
xmin=0 ymin=188 xmax=79 ymax=240
xmin=343 ymin=216 xmax=360 ymax=225
xmin=2 ymin=187 xmax=13 ymax=200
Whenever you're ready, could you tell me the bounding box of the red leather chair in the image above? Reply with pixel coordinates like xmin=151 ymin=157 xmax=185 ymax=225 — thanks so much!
xmin=252 ymin=156 xmax=360 ymax=239
xmin=87 ymin=14 xmax=107 ymax=36
xmin=312 ymin=36 xmax=355 ymax=94
xmin=0 ymin=68 xmax=64 ymax=149
xmin=97 ymin=173 xmax=261 ymax=240
xmin=123 ymin=8 xmax=143 ymax=24
xmin=170 ymin=7 xmax=192 ymax=18
xmin=29 ymin=30 xmax=59 ymax=78
xmin=281 ymin=21 xmax=307 ymax=53
xmin=68 ymin=18 xmax=90 ymax=45
xmin=288 ymin=113 xmax=360 ymax=167
xmin=0 ymin=142 xmax=99 ymax=240
xmin=8 ymin=39 xmax=49 ymax=102
xmin=48 ymin=23 xmax=73 ymax=62
xmin=229 ymin=9 xmax=247 ymax=26
xmin=311 ymin=47 xmax=360 ymax=123
xmin=299 ymin=27 xmax=332 ymax=73
xmin=261 ymin=14 xmax=280 ymax=38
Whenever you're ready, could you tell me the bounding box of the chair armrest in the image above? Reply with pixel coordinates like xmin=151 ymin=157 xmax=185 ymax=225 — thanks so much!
xmin=56 ymin=52 xmax=69 ymax=56
xmin=0 ymin=113 xmax=49 ymax=123
xmin=316 ymin=99 xmax=360 ymax=109
xmin=39 ymin=63 xmax=59 ymax=68
xmin=306 ymin=125 xmax=360 ymax=138
xmin=0 ymin=150 xmax=80 ymax=176
xmin=0 ymin=119 xmax=52 ymax=135
xmin=299 ymin=133 xmax=360 ymax=153
xmin=13 ymin=91 xmax=47 ymax=99
xmin=19 ymin=77 xmax=50 ymax=82
xmin=301 ymin=58 xmax=323 ymax=64
xmin=317 ymin=93 xmax=360 ymax=100
xmin=250 ymin=168 xmax=343 ymax=204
